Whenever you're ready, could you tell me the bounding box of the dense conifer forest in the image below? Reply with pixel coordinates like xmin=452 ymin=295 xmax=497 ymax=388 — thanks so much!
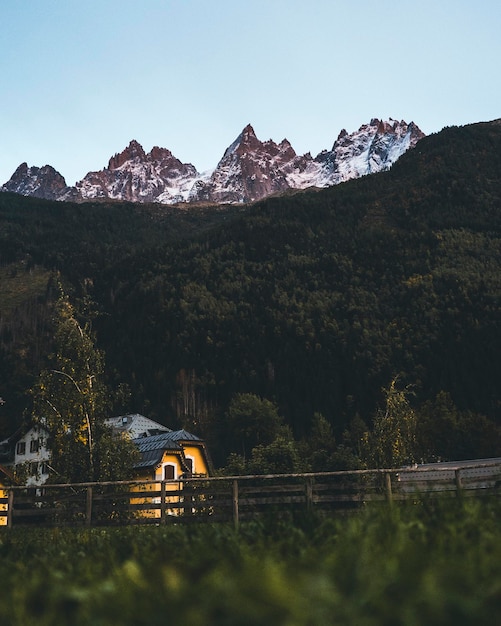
xmin=1 ymin=120 xmax=501 ymax=468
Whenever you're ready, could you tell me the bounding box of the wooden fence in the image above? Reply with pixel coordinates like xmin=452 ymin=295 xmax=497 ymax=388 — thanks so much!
xmin=1 ymin=461 xmax=501 ymax=529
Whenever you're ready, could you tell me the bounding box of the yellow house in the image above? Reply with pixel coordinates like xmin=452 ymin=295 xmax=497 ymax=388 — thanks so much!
xmin=131 ymin=429 xmax=212 ymax=517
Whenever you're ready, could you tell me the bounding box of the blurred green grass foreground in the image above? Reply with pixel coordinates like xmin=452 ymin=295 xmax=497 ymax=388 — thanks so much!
xmin=1 ymin=499 xmax=500 ymax=625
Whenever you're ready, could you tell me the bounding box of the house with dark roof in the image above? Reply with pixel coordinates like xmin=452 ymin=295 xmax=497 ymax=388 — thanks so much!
xmin=0 ymin=414 xmax=212 ymax=495
xmin=131 ymin=429 xmax=212 ymax=518
xmin=133 ymin=429 xmax=212 ymax=481
xmin=0 ymin=414 xmax=171 ymax=485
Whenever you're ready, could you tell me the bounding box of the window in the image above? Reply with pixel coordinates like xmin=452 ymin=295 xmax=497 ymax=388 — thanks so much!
xmin=30 ymin=439 xmax=39 ymax=453
xmin=184 ymin=457 xmax=194 ymax=474
xmin=16 ymin=442 xmax=26 ymax=455
xmin=29 ymin=462 xmax=38 ymax=476
xmin=164 ymin=464 xmax=175 ymax=480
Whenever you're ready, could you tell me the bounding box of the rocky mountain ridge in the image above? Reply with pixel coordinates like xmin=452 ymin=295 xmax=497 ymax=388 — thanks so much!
xmin=1 ymin=118 xmax=424 ymax=204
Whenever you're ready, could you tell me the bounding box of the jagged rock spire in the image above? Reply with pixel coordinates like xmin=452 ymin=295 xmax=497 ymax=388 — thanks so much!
xmin=1 ymin=119 xmax=425 ymax=204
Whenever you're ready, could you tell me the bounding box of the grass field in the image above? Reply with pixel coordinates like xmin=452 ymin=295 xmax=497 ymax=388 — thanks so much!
xmin=1 ymin=499 xmax=500 ymax=625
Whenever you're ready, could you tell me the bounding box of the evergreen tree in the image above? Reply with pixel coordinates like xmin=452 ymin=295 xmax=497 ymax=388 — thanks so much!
xmin=247 ymin=433 xmax=305 ymax=475
xmin=301 ymin=413 xmax=361 ymax=471
xmin=225 ymin=393 xmax=287 ymax=458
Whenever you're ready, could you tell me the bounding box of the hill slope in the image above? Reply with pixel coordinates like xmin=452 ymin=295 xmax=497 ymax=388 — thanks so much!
xmin=1 ymin=120 xmax=500 ymax=464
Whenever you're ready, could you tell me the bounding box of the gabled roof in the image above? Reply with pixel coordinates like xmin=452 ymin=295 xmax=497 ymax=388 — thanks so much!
xmin=1 ymin=423 xmax=49 ymax=450
xmin=133 ymin=432 xmax=183 ymax=470
xmin=132 ymin=429 xmax=206 ymax=471
xmin=133 ymin=436 xmax=183 ymax=454
xmin=105 ymin=414 xmax=171 ymax=439
xmin=134 ymin=446 xmax=183 ymax=469
xmin=160 ymin=429 xmax=202 ymax=443
xmin=132 ymin=430 xmax=202 ymax=447
xmin=0 ymin=427 xmax=23 ymax=448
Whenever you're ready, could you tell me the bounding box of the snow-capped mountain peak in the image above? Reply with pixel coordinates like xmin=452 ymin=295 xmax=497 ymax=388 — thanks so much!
xmin=318 ymin=118 xmax=425 ymax=183
xmin=1 ymin=162 xmax=75 ymax=201
xmin=74 ymin=140 xmax=200 ymax=203
xmin=1 ymin=118 xmax=425 ymax=205
xmin=222 ymin=124 xmax=259 ymax=159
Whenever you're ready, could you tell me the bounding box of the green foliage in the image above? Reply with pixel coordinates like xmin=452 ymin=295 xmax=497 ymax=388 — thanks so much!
xmin=224 ymin=393 xmax=287 ymax=458
xmin=362 ymin=378 xmax=418 ymax=468
xmin=247 ymin=433 xmax=306 ymax=474
xmin=416 ymin=391 xmax=501 ymax=462
xmin=221 ymin=394 xmax=306 ymax=474
xmin=2 ymin=121 xmax=501 ymax=468
xmin=0 ymin=261 xmax=51 ymax=317
xmin=299 ymin=412 xmax=359 ymax=471
xmin=1 ymin=500 xmax=501 ymax=624
xmin=30 ymin=290 xmax=138 ymax=482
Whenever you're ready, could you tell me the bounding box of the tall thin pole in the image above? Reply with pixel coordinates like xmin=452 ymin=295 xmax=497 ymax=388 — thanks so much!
xmin=232 ymin=479 xmax=239 ymax=530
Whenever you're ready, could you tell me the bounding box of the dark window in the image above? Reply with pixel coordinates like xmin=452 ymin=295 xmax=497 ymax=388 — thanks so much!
xmin=30 ymin=462 xmax=38 ymax=476
xmin=30 ymin=439 xmax=39 ymax=453
xmin=184 ymin=457 xmax=193 ymax=473
xmin=16 ymin=442 xmax=26 ymax=455
xmin=164 ymin=465 xmax=175 ymax=480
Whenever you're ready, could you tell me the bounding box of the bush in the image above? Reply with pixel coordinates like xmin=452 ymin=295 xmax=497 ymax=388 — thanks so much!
xmin=1 ymin=499 xmax=501 ymax=624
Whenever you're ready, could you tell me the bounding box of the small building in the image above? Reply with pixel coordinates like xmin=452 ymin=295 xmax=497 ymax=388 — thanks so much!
xmin=133 ymin=429 xmax=212 ymax=480
xmin=0 ymin=415 xmax=212 ymax=493
xmin=397 ymin=457 xmax=501 ymax=493
xmin=0 ymin=425 xmax=51 ymax=486
xmin=0 ymin=414 xmax=169 ymax=486
xmin=132 ymin=429 xmax=213 ymax=517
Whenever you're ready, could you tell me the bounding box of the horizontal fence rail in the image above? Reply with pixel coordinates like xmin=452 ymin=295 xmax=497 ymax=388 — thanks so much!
xmin=1 ymin=462 xmax=501 ymax=529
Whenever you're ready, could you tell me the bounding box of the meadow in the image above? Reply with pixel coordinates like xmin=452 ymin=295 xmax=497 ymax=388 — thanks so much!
xmin=1 ymin=498 xmax=500 ymax=625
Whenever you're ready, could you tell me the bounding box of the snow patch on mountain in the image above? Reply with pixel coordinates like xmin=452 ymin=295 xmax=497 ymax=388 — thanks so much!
xmin=1 ymin=163 xmax=75 ymax=201
xmin=1 ymin=119 xmax=425 ymax=205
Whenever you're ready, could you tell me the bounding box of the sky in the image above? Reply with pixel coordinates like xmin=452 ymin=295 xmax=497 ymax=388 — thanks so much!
xmin=1 ymin=0 xmax=500 ymax=186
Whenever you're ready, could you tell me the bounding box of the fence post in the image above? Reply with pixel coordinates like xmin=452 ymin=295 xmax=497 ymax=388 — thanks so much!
xmin=160 ymin=481 xmax=167 ymax=524
xmin=7 ymin=489 xmax=14 ymax=529
xmin=455 ymin=469 xmax=463 ymax=497
xmin=232 ymin=479 xmax=239 ymax=530
xmin=86 ymin=486 xmax=93 ymax=526
xmin=305 ymin=477 xmax=313 ymax=511
xmin=385 ymin=472 xmax=393 ymax=506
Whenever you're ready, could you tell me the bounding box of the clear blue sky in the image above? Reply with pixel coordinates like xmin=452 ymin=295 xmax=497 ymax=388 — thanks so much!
xmin=1 ymin=0 xmax=500 ymax=186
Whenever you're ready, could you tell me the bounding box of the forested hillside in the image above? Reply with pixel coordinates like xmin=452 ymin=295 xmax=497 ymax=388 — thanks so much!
xmin=1 ymin=120 xmax=501 ymax=467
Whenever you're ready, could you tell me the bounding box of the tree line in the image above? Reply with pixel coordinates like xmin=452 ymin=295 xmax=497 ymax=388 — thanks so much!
xmin=1 ymin=120 xmax=501 ymax=472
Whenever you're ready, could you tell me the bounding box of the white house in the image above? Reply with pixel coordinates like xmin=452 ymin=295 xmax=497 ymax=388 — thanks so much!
xmin=0 ymin=414 xmax=173 ymax=486
xmin=0 ymin=425 xmax=51 ymax=486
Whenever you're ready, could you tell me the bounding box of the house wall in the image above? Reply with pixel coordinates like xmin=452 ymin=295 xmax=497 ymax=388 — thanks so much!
xmin=182 ymin=444 xmax=209 ymax=476
xmin=14 ymin=427 xmax=51 ymax=486
xmin=131 ymin=451 xmax=189 ymax=518
xmin=0 ymin=483 xmax=7 ymax=526
xmin=154 ymin=450 xmax=189 ymax=481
